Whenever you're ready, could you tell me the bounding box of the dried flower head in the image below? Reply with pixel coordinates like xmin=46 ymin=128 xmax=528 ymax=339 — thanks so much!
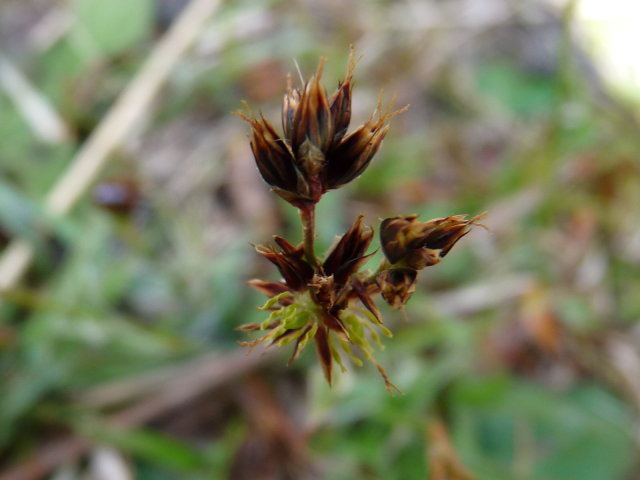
xmin=376 ymin=268 xmax=417 ymax=310
xmin=237 ymin=49 xmax=407 ymax=208
xmin=380 ymin=214 xmax=485 ymax=270
xmin=239 ymin=216 xmax=400 ymax=393
xmin=377 ymin=214 xmax=486 ymax=308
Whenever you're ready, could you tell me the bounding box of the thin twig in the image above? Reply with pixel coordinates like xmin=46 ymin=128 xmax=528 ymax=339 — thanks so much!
xmin=110 ymin=347 xmax=275 ymax=426
xmin=0 ymin=438 xmax=90 ymax=480
xmin=0 ymin=53 xmax=70 ymax=144
xmin=0 ymin=0 xmax=223 ymax=296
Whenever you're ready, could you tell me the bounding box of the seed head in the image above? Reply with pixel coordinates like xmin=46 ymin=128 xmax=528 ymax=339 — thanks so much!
xmin=322 ymin=214 xmax=373 ymax=286
xmin=242 ymin=216 xmax=400 ymax=393
xmin=377 ymin=213 xmax=486 ymax=308
xmin=376 ymin=268 xmax=418 ymax=309
xmin=238 ymin=49 xmax=406 ymax=208
xmin=255 ymin=236 xmax=314 ymax=292
xmin=380 ymin=214 xmax=485 ymax=270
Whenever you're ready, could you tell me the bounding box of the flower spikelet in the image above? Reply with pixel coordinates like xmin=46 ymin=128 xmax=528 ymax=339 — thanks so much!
xmin=238 ymin=48 xmax=407 ymax=207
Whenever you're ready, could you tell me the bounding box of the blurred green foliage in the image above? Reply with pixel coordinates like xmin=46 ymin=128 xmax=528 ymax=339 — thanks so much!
xmin=1 ymin=0 xmax=640 ymax=479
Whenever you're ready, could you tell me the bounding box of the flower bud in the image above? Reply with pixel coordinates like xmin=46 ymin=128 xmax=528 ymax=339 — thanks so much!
xmin=376 ymin=268 xmax=417 ymax=309
xmin=322 ymin=214 xmax=373 ymax=285
xmin=328 ymin=49 xmax=357 ymax=147
xmin=282 ymin=75 xmax=301 ymax=140
xmin=239 ymin=51 xmax=406 ymax=207
xmin=290 ymin=59 xmax=333 ymax=155
xmin=238 ymin=107 xmax=314 ymax=206
xmin=380 ymin=214 xmax=483 ymax=270
xmin=324 ymin=109 xmax=390 ymax=190
xmin=309 ymin=273 xmax=336 ymax=310
xmin=255 ymin=236 xmax=313 ymax=291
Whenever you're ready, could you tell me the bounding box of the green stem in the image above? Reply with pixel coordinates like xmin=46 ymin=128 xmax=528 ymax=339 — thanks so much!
xmin=366 ymin=258 xmax=390 ymax=283
xmin=300 ymin=204 xmax=318 ymax=268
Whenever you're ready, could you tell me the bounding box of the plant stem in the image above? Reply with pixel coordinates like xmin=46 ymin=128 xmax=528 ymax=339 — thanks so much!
xmin=365 ymin=258 xmax=390 ymax=283
xmin=300 ymin=204 xmax=318 ymax=268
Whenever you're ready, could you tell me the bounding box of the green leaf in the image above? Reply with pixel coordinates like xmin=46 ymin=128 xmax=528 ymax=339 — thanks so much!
xmin=73 ymin=0 xmax=153 ymax=57
xmin=0 ymin=179 xmax=45 ymax=243
xmin=475 ymin=61 xmax=558 ymax=118
xmin=102 ymin=427 xmax=210 ymax=472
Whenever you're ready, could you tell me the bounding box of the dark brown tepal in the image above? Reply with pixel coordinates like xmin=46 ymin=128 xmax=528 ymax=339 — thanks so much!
xmin=237 ymin=49 xmax=484 ymax=393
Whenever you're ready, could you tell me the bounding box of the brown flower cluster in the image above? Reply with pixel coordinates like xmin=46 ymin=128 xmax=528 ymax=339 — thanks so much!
xmin=237 ymin=51 xmax=404 ymax=208
xmin=377 ymin=214 xmax=485 ymax=308
xmin=238 ymin=51 xmax=483 ymax=392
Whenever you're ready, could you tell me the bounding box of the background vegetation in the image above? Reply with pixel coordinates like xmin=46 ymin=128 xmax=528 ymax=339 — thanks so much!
xmin=1 ymin=0 xmax=640 ymax=478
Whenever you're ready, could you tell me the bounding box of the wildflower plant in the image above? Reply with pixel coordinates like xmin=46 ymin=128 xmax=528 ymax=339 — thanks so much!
xmin=237 ymin=50 xmax=484 ymax=393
